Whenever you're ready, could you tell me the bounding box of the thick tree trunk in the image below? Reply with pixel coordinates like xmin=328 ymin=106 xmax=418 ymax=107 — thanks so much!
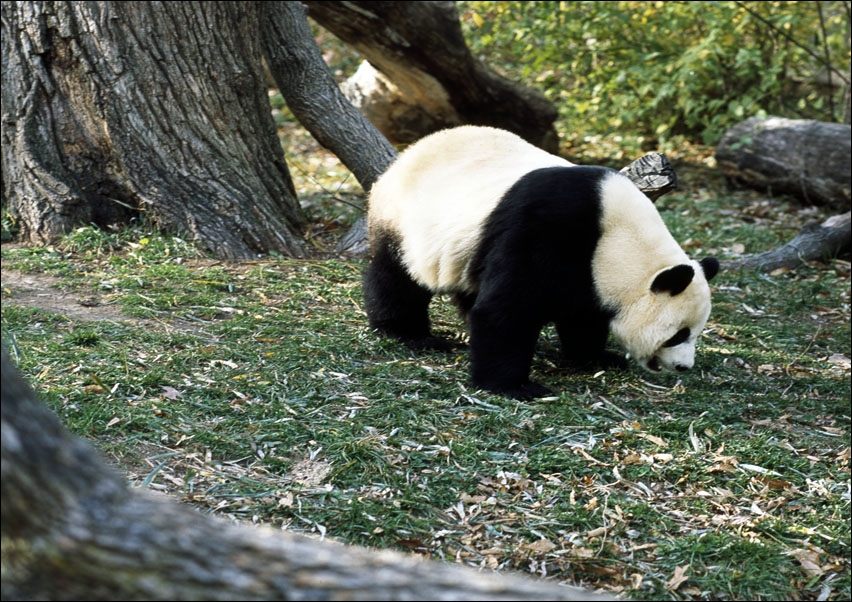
xmin=0 ymin=347 xmax=613 ymax=601
xmin=715 ymin=116 xmax=851 ymax=210
xmin=1 ymin=1 xmax=308 ymax=259
xmin=724 ymin=211 xmax=851 ymax=272
xmin=304 ymin=1 xmax=560 ymax=152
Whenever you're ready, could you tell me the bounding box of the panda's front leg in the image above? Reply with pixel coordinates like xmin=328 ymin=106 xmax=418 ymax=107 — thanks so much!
xmin=467 ymin=300 xmax=552 ymax=400
xmin=556 ymin=312 xmax=628 ymax=371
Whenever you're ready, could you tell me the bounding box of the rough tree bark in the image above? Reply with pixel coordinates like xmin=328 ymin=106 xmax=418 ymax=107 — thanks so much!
xmin=1 ymin=1 xmax=565 ymax=259
xmin=715 ymin=116 xmax=851 ymax=210
xmin=1 ymin=1 xmax=401 ymax=260
xmin=617 ymin=152 xmax=677 ymax=202
xmin=1 ymin=2 xmax=309 ymax=259
xmin=303 ymin=1 xmax=560 ymax=152
xmin=0 ymin=347 xmax=614 ymax=601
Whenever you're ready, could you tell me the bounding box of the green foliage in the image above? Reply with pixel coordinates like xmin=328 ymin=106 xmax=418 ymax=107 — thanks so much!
xmin=459 ymin=1 xmax=850 ymax=150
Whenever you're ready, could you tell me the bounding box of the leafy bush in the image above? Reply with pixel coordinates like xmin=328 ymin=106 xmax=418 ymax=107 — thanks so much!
xmin=459 ymin=1 xmax=850 ymax=149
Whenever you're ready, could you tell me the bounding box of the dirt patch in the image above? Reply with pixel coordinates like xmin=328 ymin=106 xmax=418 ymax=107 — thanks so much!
xmin=1 ymin=268 xmax=127 ymax=323
xmin=1 ymin=266 xmax=214 ymax=336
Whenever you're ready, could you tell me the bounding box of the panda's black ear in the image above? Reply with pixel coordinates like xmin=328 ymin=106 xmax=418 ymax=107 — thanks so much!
xmin=700 ymin=257 xmax=720 ymax=282
xmin=651 ymin=264 xmax=694 ymax=296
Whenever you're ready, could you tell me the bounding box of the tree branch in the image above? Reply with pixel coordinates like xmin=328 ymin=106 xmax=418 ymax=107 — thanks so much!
xmin=262 ymin=2 xmax=397 ymax=193
xmin=723 ymin=211 xmax=851 ymax=272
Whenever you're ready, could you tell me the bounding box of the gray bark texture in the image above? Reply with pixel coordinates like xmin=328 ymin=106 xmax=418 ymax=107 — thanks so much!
xmin=0 ymin=346 xmax=615 ymax=601
xmin=1 ymin=1 xmax=401 ymax=260
xmin=1 ymin=1 xmax=309 ymax=259
xmin=715 ymin=116 xmax=851 ymax=210
xmin=303 ymin=1 xmax=560 ymax=152
xmin=263 ymin=2 xmax=397 ymax=195
xmin=617 ymin=152 xmax=677 ymax=202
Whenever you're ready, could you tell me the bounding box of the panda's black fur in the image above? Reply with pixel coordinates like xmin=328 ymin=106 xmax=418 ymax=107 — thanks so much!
xmin=463 ymin=166 xmax=619 ymax=396
xmin=363 ymin=126 xmax=718 ymax=399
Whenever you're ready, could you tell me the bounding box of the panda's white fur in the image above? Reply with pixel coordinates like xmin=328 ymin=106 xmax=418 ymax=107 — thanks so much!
xmin=369 ymin=125 xmax=572 ymax=292
xmin=591 ymin=174 xmax=713 ymax=372
xmin=364 ymin=125 xmax=718 ymax=398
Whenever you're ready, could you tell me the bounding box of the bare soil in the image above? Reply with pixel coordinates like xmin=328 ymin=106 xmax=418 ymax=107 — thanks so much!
xmin=2 ymin=268 xmax=125 ymax=318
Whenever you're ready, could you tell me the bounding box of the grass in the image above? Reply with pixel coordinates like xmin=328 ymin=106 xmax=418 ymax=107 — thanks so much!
xmin=2 ymin=138 xmax=850 ymax=601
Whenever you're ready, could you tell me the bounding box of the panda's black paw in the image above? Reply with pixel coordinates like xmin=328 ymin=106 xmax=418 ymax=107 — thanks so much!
xmin=597 ymin=350 xmax=629 ymax=370
xmin=478 ymin=381 xmax=554 ymax=400
xmin=402 ymin=335 xmax=456 ymax=352
xmin=562 ymin=351 xmax=629 ymax=372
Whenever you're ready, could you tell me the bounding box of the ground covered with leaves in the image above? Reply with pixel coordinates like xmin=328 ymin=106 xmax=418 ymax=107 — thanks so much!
xmin=2 ymin=128 xmax=849 ymax=600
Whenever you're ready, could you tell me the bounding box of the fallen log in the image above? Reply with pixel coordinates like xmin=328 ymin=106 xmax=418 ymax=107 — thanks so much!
xmin=715 ymin=116 xmax=851 ymax=210
xmin=723 ymin=211 xmax=851 ymax=272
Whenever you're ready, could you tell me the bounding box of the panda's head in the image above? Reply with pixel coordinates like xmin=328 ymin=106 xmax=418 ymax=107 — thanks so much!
xmin=611 ymin=257 xmax=719 ymax=373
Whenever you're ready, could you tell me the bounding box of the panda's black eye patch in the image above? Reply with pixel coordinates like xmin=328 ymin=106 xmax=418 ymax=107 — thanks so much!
xmin=663 ymin=328 xmax=690 ymax=348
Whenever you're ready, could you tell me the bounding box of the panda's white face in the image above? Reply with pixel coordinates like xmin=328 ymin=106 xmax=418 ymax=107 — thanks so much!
xmin=591 ymin=174 xmax=717 ymax=374
xmin=609 ymin=259 xmax=714 ymax=373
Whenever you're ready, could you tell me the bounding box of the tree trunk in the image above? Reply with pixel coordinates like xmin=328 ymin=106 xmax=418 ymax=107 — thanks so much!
xmin=1 ymin=1 xmax=308 ymax=259
xmin=715 ymin=116 xmax=852 ymax=210
xmin=723 ymin=211 xmax=851 ymax=272
xmin=263 ymin=2 xmax=397 ymax=195
xmin=303 ymin=1 xmax=560 ymax=152
xmin=0 ymin=347 xmax=612 ymax=601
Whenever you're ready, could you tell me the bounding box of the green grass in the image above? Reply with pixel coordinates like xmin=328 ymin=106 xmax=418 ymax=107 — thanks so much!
xmin=2 ymin=160 xmax=849 ymax=600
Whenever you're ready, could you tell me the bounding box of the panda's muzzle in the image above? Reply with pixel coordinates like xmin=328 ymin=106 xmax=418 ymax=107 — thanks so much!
xmin=647 ymin=357 xmax=690 ymax=372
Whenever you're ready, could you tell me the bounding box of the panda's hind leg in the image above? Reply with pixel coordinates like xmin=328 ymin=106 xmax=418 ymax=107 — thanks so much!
xmin=363 ymin=233 xmax=453 ymax=351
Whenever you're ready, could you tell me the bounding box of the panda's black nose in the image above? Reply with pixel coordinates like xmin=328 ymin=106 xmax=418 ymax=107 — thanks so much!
xmin=675 ymin=364 xmax=689 ymax=372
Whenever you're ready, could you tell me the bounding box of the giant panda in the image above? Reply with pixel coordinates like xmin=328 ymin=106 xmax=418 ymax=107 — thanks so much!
xmin=363 ymin=125 xmax=719 ymax=400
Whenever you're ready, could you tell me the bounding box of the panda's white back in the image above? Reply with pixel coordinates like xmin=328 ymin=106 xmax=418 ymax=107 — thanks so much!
xmin=368 ymin=126 xmax=572 ymax=292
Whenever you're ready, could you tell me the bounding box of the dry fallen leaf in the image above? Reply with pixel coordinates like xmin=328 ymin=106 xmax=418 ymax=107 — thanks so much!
xmin=622 ymin=452 xmax=644 ymax=465
xmin=754 ymin=474 xmax=792 ymax=489
xmin=666 ymin=564 xmax=690 ymax=591
xmin=160 ymin=385 xmax=182 ymax=399
xmin=526 ymin=538 xmax=557 ymax=553
xmin=789 ymin=548 xmax=824 ymax=577
xmin=635 ymin=432 xmax=668 ymax=447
